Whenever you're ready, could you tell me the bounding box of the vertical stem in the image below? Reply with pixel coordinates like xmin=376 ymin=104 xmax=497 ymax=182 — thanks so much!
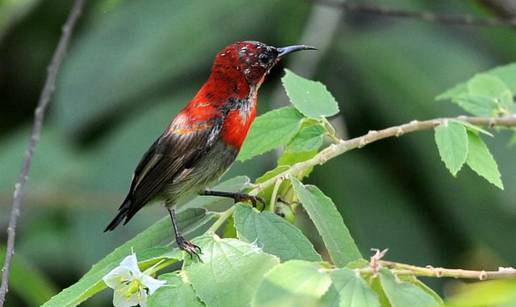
xmin=0 ymin=1 xmax=86 ymax=305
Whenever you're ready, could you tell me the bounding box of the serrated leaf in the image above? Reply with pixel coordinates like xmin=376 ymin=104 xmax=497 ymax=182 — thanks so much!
xmin=437 ymin=63 xmax=516 ymax=101
xmin=434 ymin=121 xmax=468 ymax=176
xmin=238 ymin=107 xmax=304 ymax=161
xmin=290 ymin=178 xmax=362 ymax=266
xmin=436 ymin=83 xmax=467 ymax=101
xmin=466 ymin=132 xmax=503 ymax=189
xmin=330 ymin=268 xmax=380 ymax=307
xmin=253 ymin=260 xmax=332 ymax=307
xmin=454 ymin=94 xmax=498 ymax=116
xmin=148 ymin=274 xmax=203 ymax=307
xmin=468 ymin=74 xmax=513 ymax=108
xmin=186 ymin=236 xmax=279 ymax=307
xmin=278 ymin=150 xmax=318 ymax=167
xmin=449 ymin=119 xmax=493 ymax=137
xmin=42 ymin=209 xmax=215 ymax=307
xmin=379 ymin=269 xmax=440 ymax=307
xmin=282 ymin=69 xmax=339 ymax=118
xmin=256 ymin=165 xmax=290 ymax=184
xmin=399 ymin=276 xmax=444 ymax=306
xmin=234 ymin=204 xmax=321 ymax=262
xmin=286 ymin=124 xmax=325 ymax=152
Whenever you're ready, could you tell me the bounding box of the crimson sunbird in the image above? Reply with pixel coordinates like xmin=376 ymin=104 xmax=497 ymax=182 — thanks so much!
xmin=104 ymin=41 xmax=316 ymax=256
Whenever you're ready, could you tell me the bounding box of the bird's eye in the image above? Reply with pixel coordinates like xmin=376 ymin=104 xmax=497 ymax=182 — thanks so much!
xmin=258 ymin=53 xmax=271 ymax=66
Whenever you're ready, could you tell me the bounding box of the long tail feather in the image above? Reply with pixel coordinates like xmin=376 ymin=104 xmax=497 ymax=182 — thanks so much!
xmin=104 ymin=197 xmax=132 ymax=232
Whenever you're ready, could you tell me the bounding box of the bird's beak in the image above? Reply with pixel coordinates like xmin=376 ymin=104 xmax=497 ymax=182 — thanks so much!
xmin=276 ymin=45 xmax=317 ymax=58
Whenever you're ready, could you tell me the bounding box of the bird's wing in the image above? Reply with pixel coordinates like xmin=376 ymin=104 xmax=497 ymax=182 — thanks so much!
xmin=121 ymin=114 xmax=223 ymax=223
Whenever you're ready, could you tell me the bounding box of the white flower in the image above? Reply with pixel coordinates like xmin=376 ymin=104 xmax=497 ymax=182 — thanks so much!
xmin=103 ymin=253 xmax=166 ymax=307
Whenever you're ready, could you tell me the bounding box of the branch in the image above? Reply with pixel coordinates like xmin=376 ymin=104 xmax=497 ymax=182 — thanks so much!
xmin=251 ymin=115 xmax=516 ymax=193
xmin=359 ymin=248 xmax=516 ymax=280
xmin=315 ymin=0 xmax=516 ymax=27
xmin=378 ymin=260 xmax=516 ymax=280
xmin=0 ymin=0 xmax=85 ymax=305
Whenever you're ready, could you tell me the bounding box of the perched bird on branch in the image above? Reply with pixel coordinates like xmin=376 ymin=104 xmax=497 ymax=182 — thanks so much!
xmin=104 ymin=41 xmax=316 ymax=257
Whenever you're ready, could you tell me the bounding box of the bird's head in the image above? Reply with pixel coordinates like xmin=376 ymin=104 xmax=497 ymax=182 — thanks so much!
xmin=211 ymin=41 xmax=316 ymax=89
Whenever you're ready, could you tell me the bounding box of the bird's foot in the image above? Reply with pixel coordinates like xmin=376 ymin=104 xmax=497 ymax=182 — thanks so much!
xmin=176 ymin=235 xmax=202 ymax=261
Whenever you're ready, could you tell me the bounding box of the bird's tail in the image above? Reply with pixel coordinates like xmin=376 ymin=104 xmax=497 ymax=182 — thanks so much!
xmin=104 ymin=196 xmax=132 ymax=232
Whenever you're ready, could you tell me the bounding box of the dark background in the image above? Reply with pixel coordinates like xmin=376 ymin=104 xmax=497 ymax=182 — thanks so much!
xmin=1 ymin=0 xmax=516 ymax=306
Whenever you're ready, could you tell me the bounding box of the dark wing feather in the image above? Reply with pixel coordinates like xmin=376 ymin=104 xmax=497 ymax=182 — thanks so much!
xmin=105 ymin=117 xmax=222 ymax=231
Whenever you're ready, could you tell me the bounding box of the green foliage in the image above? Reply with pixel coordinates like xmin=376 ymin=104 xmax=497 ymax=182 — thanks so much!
xmin=238 ymin=106 xmax=304 ymax=161
xmin=282 ymin=69 xmax=339 ymax=118
xmin=42 ymin=209 xmax=214 ymax=307
xmin=38 ymin=55 xmax=515 ymax=307
xmin=148 ymin=273 xmax=203 ymax=307
xmin=253 ymin=260 xmax=332 ymax=307
xmin=434 ymin=121 xmax=468 ymax=176
xmin=233 ymin=204 xmax=321 ymax=262
xmin=185 ymin=236 xmax=279 ymax=307
xmin=438 ymin=71 xmax=515 ymax=116
xmin=379 ymin=270 xmax=441 ymax=307
xmin=465 ymin=132 xmax=503 ymax=189
xmin=330 ymin=268 xmax=380 ymax=307
xmin=291 ymin=178 xmax=362 ymax=266
xmin=285 ymin=123 xmax=326 ymax=153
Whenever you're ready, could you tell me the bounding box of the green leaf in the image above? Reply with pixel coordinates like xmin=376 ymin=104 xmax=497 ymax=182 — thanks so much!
xmin=453 ymin=94 xmax=498 ymax=116
xmin=234 ymin=204 xmax=321 ymax=262
xmin=278 ymin=150 xmax=318 ymax=167
xmin=290 ymin=178 xmax=362 ymax=266
xmin=330 ymin=268 xmax=380 ymax=307
xmin=466 ymin=132 xmax=504 ymax=189
xmin=434 ymin=121 xmax=468 ymax=176
xmin=379 ymin=269 xmax=440 ymax=307
xmin=399 ymin=276 xmax=444 ymax=306
xmin=449 ymin=119 xmax=493 ymax=137
xmin=509 ymin=131 xmax=516 ymax=147
xmin=148 ymin=273 xmax=204 ymax=307
xmin=42 ymin=209 xmax=216 ymax=307
xmin=186 ymin=235 xmax=279 ymax=307
xmin=437 ymin=64 xmax=516 ymax=101
xmin=438 ymin=72 xmax=515 ymax=115
xmin=238 ymin=107 xmax=304 ymax=161
xmin=256 ymin=165 xmax=290 ymax=184
xmin=468 ymin=74 xmax=513 ymax=108
xmin=282 ymin=69 xmax=339 ymax=118
xmin=253 ymin=260 xmax=332 ymax=307
xmin=286 ymin=123 xmax=326 ymax=152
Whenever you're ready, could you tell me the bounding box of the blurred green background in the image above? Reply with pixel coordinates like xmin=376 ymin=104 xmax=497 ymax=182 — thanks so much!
xmin=1 ymin=0 xmax=516 ymax=306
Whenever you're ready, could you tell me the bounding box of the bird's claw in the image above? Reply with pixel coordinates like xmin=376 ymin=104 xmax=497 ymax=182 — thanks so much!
xmin=233 ymin=193 xmax=265 ymax=211
xmin=176 ymin=235 xmax=202 ymax=261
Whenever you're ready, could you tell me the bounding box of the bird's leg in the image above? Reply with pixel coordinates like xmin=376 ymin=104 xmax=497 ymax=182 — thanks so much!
xmin=200 ymin=190 xmax=265 ymax=211
xmin=167 ymin=208 xmax=202 ymax=260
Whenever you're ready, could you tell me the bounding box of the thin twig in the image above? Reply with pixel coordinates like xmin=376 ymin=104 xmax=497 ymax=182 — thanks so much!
xmin=0 ymin=0 xmax=85 ymax=305
xmin=368 ymin=260 xmax=516 ymax=280
xmin=315 ymin=0 xmax=516 ymax=27
xmin=353 ymin=249 xmax=516 ymax=280
xmin=251 ymin=115 xmax=516 ymax=193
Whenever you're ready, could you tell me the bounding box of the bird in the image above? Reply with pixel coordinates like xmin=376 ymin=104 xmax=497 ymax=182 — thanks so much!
xmin=104 ymin=41 xmax=316 ymax=257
